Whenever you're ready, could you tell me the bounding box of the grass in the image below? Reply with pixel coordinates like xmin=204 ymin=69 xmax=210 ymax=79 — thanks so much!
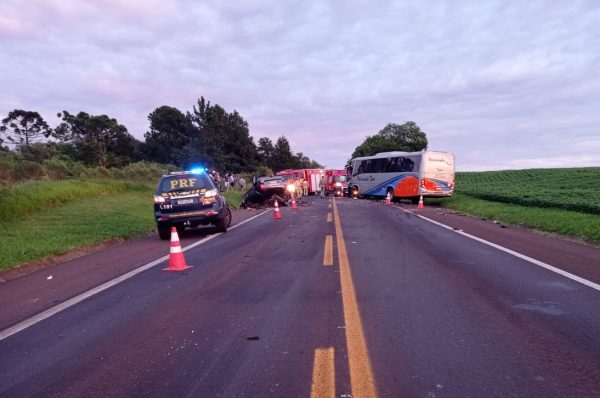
xmin=0 ymin=180 xmax=247 ymax=270
xmin=456 ymin=168 xmax=600 ymax=215
xmin=429 ymin=168 xmax=600 ymax=244
xmin=0 ymin=179 xmax=150 ymax=220
xmin=0 ymin=191 xmax=156 ymax=270
xmin=223 ymin=189 xmax=243 ymax=209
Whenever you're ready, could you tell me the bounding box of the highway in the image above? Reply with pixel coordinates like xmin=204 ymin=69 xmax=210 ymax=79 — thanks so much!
xmin=0 ymin=196 xmax=599 ymax=397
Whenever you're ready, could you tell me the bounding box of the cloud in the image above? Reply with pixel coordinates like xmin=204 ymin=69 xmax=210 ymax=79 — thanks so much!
xmin=1 ymin=0 xmax=599 ymax=169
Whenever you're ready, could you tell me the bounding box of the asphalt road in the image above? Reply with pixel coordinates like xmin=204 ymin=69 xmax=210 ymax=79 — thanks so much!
xmin=0 ymin=196 xmax=599 ymax=398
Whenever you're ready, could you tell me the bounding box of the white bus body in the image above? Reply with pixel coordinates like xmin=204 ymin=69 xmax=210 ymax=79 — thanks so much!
xmin=346 ymin=151 xmax=455 ymax=199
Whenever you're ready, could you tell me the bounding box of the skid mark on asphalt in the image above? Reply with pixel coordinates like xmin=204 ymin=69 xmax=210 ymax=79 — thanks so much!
xmin=323 ymin=235 xmax=334 ymax=266
xmin=332 ymin=198 xmax=378 ymax=397
xmin=311 ymin=347 xmax=335 ymax=398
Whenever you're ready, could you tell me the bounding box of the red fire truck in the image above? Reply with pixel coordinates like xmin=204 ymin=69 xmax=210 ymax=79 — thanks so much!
xmin=276 ymin=169 xmax=324 ymax=195
xmin=325 ymin=169 xmax=348 ymax=196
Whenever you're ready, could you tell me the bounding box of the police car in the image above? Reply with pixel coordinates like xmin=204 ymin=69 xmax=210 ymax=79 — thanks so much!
xmin=154 ymin=169 xmax=232 ymax=240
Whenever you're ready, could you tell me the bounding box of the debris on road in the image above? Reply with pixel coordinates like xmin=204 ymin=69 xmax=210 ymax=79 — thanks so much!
xmin=246 ymin=336 xmax=260 ymax=341
xmin=46 ymin=275 xmax=53 ymax=280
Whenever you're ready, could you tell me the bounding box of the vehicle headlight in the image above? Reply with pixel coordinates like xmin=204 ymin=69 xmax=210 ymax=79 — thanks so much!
xmin=286 ymin=184 xmax=296 ymax=193
xmin=204 ymin=189 xmax=217 ymax=198
xmin=335 ymin=182 xmax=342 ymax=187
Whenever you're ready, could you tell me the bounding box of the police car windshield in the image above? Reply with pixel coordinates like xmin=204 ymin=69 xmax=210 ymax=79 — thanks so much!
xmin=158 ymin=174 xmax=213 ymax=193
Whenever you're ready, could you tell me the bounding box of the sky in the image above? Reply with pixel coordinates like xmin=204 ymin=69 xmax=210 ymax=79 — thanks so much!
xmin=1 ymin=0 xmax=599 ymax=171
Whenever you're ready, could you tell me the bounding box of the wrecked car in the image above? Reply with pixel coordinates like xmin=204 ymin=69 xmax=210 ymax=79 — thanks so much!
xmin=241 ymin=176 xmax=295 ymax=208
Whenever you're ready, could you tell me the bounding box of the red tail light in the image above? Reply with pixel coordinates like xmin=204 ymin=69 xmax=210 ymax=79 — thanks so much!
xmin=259 ymin=183 xmax=265 ymax=190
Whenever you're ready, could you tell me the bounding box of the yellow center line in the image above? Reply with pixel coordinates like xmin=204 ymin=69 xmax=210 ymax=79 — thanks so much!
xmin=327 ymin=212 xmax=332 ymax=223
xmin=328 ymin=203 xmax=332 ymax=208
xmin=311 ymin=347 xmax=335 ymax=398
xmin=323 ymin=235 xmax=333 ymax=266
xmin=332 ymin=198 xmax=378 ymax=398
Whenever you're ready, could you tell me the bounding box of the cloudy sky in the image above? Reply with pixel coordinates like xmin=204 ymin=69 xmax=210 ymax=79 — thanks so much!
xmin=1 ymin=0 xmax=599 ymax=170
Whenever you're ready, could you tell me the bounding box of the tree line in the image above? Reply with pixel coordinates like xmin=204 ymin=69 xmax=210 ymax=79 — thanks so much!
xmin=0 ymin=98 xmax=323 ymax=174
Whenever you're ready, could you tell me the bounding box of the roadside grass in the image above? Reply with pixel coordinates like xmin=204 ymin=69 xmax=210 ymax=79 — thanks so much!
xmin=456 ymin=168 xmax=600 ymax=215
xmin=0 ymin=189 xmax=156 ymax=270
xmin=429 ymin=193 xmax=600 ymax=244
xmin=0 ymin=179 xmax=150 ymax=220
xmin=223 ymin=189 xmax=243 ymax=209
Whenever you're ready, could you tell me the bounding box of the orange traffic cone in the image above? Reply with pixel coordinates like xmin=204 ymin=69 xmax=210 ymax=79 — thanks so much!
xmin=291 ymin=194 xmax=298 ymax=209
xmin=385 ymin=192 xmax=391 ymax=205
xmin=417 ymin=195 xmax=424 ymax=209
xmin=162 ymin=227 xmax=193 ymax=271
xmin=273 ymin=200 xmax=282 ymax=219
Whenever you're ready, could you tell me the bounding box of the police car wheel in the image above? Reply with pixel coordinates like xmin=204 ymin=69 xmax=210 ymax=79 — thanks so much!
xmin=158 ymin=225 xmax=170 ymax=240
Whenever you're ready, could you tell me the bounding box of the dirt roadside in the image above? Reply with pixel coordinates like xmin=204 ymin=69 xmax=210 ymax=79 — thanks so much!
xmin=0 ymin=208 xmax=265 ymax=331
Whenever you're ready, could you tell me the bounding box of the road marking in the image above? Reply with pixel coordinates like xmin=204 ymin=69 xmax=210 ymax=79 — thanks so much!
xmin=400 ymin=209 xmax=600 ymax=292
xmin=332 ymin=199 xmax=378 ymax=397
xmin=323 ymin=235 xmax=333 ymax=266
xmin=311 ymin=347 xmax=335 ymax=398
xmin=0 ymin=210 xmax=271 ymax=342
xmin=327 ymin=212 xmax=332 ymax=223
xmin=328 ymin=203 xmax=332 ymax=208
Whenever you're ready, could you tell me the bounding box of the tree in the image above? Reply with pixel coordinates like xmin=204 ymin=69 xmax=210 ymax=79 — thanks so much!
xmin=0 ymin=110 xmax=52 ymax=150
xmin=143 ymin=106 xmax=193 ymax=166
xmin=351 ymin=121 xmax=428 ymax=158
xmin=271 ymin=136 xmax=295 ymax=171
xmin=190 ymin=97 xmax=258 ymax=172
xmin=257 ymin=137 xmax=274 ymax=166
xmin=54 ymin=111 xmax=137 ymax=167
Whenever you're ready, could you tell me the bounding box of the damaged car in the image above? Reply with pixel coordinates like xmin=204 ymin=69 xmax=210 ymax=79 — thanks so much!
xmin=241 ymin=176 xmax=296 ymax=208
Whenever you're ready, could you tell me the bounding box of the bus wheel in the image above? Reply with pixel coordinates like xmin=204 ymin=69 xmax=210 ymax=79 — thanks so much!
xmin=386 ymin=188 xmax=394 ymax=202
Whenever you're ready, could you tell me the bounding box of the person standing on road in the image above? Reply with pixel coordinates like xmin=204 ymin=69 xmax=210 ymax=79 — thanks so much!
xmin=320 ymin=174 xmax=326 ymax=198
xmin=302 ymin=178 xmax=309 ymax=197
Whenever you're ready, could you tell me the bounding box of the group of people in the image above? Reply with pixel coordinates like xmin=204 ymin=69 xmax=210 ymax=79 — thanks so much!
xmin=209 ymin=170 xmax=246 ymax=191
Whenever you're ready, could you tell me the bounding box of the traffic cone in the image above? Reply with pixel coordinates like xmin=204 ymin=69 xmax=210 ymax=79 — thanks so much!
xmin=162 ymin=227 xmax=193 ymax=271
xmin=291 ymin=194 xmax=298 ymax=209
xmin=273 ymin=200 xmax=282 ymax=219
xmin=417 ymin=195 xmax=424 ymax=209
xmin=385 ymin=192 xmax=391 ymax=205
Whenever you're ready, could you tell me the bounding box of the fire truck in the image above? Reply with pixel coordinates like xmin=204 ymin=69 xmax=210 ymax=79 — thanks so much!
xmin=324 ymin=169 xmax=348 ymax=196
xmin=276 ymin=169 xmax=325 ymax=195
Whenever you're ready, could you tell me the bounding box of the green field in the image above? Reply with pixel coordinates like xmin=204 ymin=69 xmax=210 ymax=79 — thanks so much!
xmin=431 ymin=167 xmax=600 ymax=244
xmin=0 ymin=179 xmax=244 ymax=270
xmin=455 ymin=168 xmax=600 ymax=215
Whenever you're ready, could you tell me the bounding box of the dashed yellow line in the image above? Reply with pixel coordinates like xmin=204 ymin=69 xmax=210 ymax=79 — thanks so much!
xmin=323 ymin=235 xmax=333 ymax=266
xmin=327 ymin=212 xmax=332 ymax=223
xmin=328 ymin=203 xmax=332 ymax=208
xmin=311 ymin=347 xmax=335 ymax=398
xmin=332 ymin=198 xmax=378 ymax=398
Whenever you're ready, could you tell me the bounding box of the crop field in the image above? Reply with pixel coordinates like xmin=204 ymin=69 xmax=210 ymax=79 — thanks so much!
xmin=431 ymin=167 xmax=600 ymax=244
xmin=456 ymin=168 xmax=600 ymax=215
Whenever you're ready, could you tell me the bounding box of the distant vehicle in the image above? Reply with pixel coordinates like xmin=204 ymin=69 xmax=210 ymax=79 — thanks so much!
xmin=276 ymin=169 xmax=324 ymax=194
xmin=276 ymin=171 xmax=304 ymax=198
xmin=324 ymin=169 xmax=347 ymax=196
xmin=154 ymin=170 xmax=232 ymax=240
xmin=241 ymin=176 xmax=293 ymax=207
xmin=346 ymin=151 xmax=455 ymax=202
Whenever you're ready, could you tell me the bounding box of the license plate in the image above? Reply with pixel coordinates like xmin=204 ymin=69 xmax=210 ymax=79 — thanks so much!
xmin=177 ymin=198 xmax=195 ymax=205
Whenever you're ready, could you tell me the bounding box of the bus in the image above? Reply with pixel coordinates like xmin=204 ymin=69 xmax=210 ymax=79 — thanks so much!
xmin=346 ymin=151 xmax=455 ymax=202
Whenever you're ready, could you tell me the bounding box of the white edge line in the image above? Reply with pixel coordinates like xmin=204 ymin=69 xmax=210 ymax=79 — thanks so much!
xmin=0 ymin=209 xmax=270 ymax=341
xmin=399 ymin=208 xmax=600 ymax=292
